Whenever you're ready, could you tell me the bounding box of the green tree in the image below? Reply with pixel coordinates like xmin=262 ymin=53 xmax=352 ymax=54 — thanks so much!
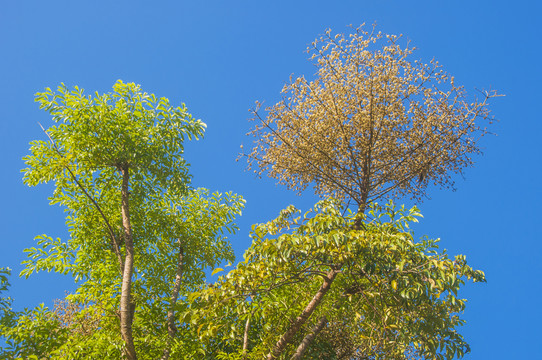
xmin=6 ymin=81 xmax=244 ymax=359
xmin=190 ymin=200 xmax=485 ymax=360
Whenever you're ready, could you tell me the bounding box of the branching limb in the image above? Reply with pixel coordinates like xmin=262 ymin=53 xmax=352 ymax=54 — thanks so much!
xmin=291 ymin=315 xmax=328 ymax=360
xmin=161 ymin=241 xmax=184 ymax=360
xmin=39 ymin=123 xmax=124 ymax=274
xmin=266 ymin=268 xmax=339 ymax=360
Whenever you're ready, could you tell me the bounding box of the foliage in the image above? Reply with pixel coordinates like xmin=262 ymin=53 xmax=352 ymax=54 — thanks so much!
xmin=2 ymin=189 xmax=243 ymax=359
xmin=190 ymin=200 xmax=485 ymax=360
xmin=2 ymin=82 xmax=244 ymax=359
xmin=247 ymin=25 xmax=498 ymax=210
xmin=25 ymin=80 xmax=203 ymax=195
xmin=0 ymin=268 xmax=68 ymax=359
xmin=3 ymin=24 xmax=493 ymax=357
xmin=0 ymin=268 xmax=12 ymax=325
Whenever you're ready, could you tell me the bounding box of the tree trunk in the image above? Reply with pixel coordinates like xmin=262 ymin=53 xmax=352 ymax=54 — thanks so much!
xmin=120 ymin=166 xmax=137 ymax=360
xmin=266 ymin=269 xmax=339 ymax=360
xmin=291 ymin=316 xmax=328 ymax=360
xmin=161 ymin=242 xmax=184 ymax=360
xmin=242 ymin=316 xmax=251 ymax=359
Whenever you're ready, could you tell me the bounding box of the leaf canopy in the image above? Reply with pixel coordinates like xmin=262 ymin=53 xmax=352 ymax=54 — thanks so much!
xmin=191 ymin=200 xmax=485 ymax=360
xmin=4 ymin=81 xmax=245 ymax=359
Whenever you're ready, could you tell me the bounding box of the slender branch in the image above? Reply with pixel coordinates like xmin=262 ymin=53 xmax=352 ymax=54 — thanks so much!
xmin=38 ymin=123 xmax=124 ymax=274
xmin=302 ymin=79 xmax=365 ymax=193
xmin=291 ymin=315 xmax=328 ymax=360
xmin=266 ymin=269 xmax=339 ymax=360
xmin=251 ymin=110 xmax=360 ymax=202
xmin=243 ymin=315 xmax=251 ymax=358
xmin=162 ymin=241 xmax=184 ymax=360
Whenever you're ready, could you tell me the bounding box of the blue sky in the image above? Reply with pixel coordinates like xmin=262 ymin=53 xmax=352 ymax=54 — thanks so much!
xmin=1 ymin=1 xmax=540 ymax=358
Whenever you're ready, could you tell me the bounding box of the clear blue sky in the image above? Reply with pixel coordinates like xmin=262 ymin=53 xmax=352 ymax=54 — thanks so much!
xmin=1 ymin=1 xmax=540 ymax=358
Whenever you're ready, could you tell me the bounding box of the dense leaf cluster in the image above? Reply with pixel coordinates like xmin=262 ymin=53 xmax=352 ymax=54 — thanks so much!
xmin=2 ymin=82 xmax=245 ymax=359
xmin=188 ymin=201 xmax=485 ymax=359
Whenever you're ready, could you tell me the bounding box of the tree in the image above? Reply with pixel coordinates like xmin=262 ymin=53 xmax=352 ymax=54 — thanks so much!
xmin=246 ymin=25 xmax=498 ymax=212
xmin=238 ymin=25 xmax=496 ymax=358
xmin=10 ymin=81 xmax=244 ymax=359
xmin=190 ymin=200 xmax=485 ymax=359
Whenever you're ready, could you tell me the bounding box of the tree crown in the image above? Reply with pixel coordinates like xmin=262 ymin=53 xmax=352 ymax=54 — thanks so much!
xmin=247 ymin=25 xmax=498 ymax=211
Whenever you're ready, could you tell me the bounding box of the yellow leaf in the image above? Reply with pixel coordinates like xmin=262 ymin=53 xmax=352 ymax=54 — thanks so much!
xmin=211 ymin=267 xmax=224 ymax=276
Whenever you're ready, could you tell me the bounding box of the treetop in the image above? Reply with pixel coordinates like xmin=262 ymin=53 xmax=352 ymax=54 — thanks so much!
xmin=246 ymin=25 xmax=499 ymax=212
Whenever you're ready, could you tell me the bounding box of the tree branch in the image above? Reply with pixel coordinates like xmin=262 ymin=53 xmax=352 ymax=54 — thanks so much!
xmin=38 ymin=123 xmax=124 ymax=274
xmin=162 ymin=241 xmax=184 ymax=360
xmin=291 ymin=315 xmax=328 ymax=360
xmin=266 ymin=269 xmax=339 ymax=360
xmin=243 ymin=315 xmax=251 ymax=358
